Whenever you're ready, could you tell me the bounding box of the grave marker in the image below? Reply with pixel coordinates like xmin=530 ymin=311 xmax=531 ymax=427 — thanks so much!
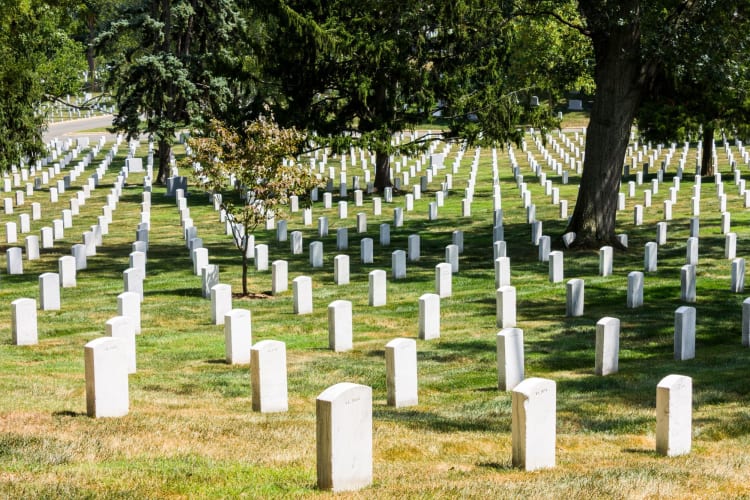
xmin=251 ymin=340 xmax=288 ymax=413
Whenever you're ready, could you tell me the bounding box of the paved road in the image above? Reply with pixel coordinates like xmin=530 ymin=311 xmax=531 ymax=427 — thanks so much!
xmin=43 ymin=115 xmax=115 ymax=143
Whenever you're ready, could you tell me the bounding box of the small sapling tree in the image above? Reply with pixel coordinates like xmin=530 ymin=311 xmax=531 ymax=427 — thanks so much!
xmin=187 ymin=117 xmax=321 ymax=296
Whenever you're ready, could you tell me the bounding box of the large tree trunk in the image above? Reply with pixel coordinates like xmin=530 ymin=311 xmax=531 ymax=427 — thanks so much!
xmin=700 ymin=125 xmax=714 ymax=177
xmin=566 ymin=4 xmax=643 ymax=248
xmin=156 ymin=140 xmax=171 ymax=184
xmin=374 ymin=149 xmax=392 ymax=192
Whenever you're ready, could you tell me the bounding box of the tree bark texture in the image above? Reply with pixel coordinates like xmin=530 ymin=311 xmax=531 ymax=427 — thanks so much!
xmin=374 ymin=149 xmax=392 ymax=192
xmin=700 ymin=125 xmax=714 ymax=177
xmin=566 ymin=4 xmax=643 ymax=248
xmin=157 ymin=140 xmax=171 ymax=184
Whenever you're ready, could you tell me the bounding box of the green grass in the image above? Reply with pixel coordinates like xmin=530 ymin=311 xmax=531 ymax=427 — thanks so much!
xmin=1 ymin=131 xmax=750 ymax=498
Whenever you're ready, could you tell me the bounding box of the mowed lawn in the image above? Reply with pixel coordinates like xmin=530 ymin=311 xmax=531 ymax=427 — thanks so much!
xmin=1 ymin=129 xmax=749 ymax=498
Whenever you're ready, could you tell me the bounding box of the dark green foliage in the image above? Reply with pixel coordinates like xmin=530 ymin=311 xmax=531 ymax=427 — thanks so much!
xmin=0 ymin=1 xmax=85 ymax=170
xmin=96 ymin=0 xmax=257 ymax=182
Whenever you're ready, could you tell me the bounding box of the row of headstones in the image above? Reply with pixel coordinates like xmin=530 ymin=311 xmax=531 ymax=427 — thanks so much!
xmin=3 ymin=140 xmax=128 ymax=273
xmin=10 ymin=181 xmax=147 ymax=346
xmin=82 ymin=309 xmax=690 ymax=493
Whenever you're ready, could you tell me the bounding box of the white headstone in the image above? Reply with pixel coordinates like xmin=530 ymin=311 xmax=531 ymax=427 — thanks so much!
xmin=435 ymin=262 xmax=452 ymax=298
xmin=391 ymin=249 xmax=406 ymax=279
xmin=84 ymin=337 xmax=129 ymax=418
xmin=328 ymin=300 xmax=353 ymax=352
xmin=11 ymin=298 xmax=37 ymax=345
xmin=656 ymin=374 xmax=692 ymax=457
xmin=251 ymin=340 xmax=288 ymax=413
xmin=334 ymin=254 xmax=350 ymax=285
xmin=211 ymin=284 xmax=232 ymax=325
xmin=225 ymin=308 xmax=251 ymax=365
xmin=595 ymin=317 xmax=620 ymax=376
xmin=496 ymin=285 xmax=517 ymax=328
xmin=497 ymin=328 xmax=524 ymax=391
xmin=385 ymin=338 xmax=418 ymax=407
xmin=272 ymin=260 xmax=288 ymax=295
xmin=599 ymin=246 xmax=613 ymax=276
xmin=106 ymin=316 xmax=136 ymax=374
xmin=39 ymin=272 xmax=61 ymax=310
xmin=316 ymin=383 xmax=373 ymax=491
xmin=627 ymin=271 xmax=644 ymax=308
xmin=117 ymin=291 xmax=141 ymax=334
xmin=674 ymin=306 xmax=696 ymax=360
xmin=566 ymin=279 xmax=584 ymax=317
xmin=549 ymin=251 xmax=563 ymax=283
xmin=445 ymin=244 xmax=459 ymax=273
xmin=680 ymin=264 xmax=696 ymax=303
xmin=6 ymin=247 xmax=22 ymax=274
xmin=512 ymin=377 xmax=556 ymax=471
xmin=293 ymin=276 xmax=313 ymax=314
xmin=368 ymin=270 xmax=386 ymax=307
xmin=418 ymin=293 xmax=440 ymax=340
xmin=202 ymin=264 xmax=220 ymax=299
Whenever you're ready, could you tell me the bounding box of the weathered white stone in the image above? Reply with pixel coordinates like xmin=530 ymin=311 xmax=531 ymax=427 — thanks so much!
xmin=674 ymin=306 xmax=696 ymax=360
xmin=566 ymin=279 xmax=584 ymax=317
xmin=445 ymin=244 xmax=459 ymax=273
xmin=731 ymin=258 xmax=745 ymax=293
xmin=266 ymin=260 xmax=286 ymax=296
xmin=251 ymin=339 xmax=288 ymax=413
xmin=686 ymin=237 xmax=699 ymax=266
xmin=40 ymin=227 xmax=53 ymax=249
xmin=211 ymin=283 xmax=232 ymax=325
xmin=290 ymin=231 xmax=303 ymax=255
xmin=333 ymin=254 xmax=350 ymax=286
xmin=725 ymin=232 xmax=737 ymax=259
xmin=656 ymin=374 xmax=692 ymax=457
xmin=627 ymin=271 xmax=644 ymax=308
xmin=379 ymin=223 xmax=390 ymax=246
xmin=361 ymin=237 xmax=374 ymax=264
xmin=497 ymin=328 xmax=524 ymax=391
xmin=39 ymin=272 xmax=61 ymax=310
xmin=512 ymin=377 xmax=556 ymax=471
xmin=408 ymin=234 xmax=420 ymax=262
xmin=356 ymin=213 xmax=367 ymax=233
xmin=549 ymin=251 xmax=564 ymax=283
xmin=118 ymin=291 xmax=141 ymax=334
xmin=317 ymin=216 xmax=329 ymax=238
xmin=595 ymin=317 xmax=620 ymax=376
xmin=645 ymin=242 xmax=658 ymax=272
xmin=435 ymin=262 xmax=452 ymax=298
xmin=6 ymin=247 xmax=22 ymax=274
xmin=336 ymin=227 xmax=348 ymax=251
xmin=368 ymin=270 xmax=386 ymax=307
xmin=11 ymin=298 xmax=37 ymax=345
xmin=391 ymin=250 xmax=406 ymax=279
xmin=224 ymin=308 xmax=251 ymax=365
xmin=255 ymin=244 xmax=269 ymax=271
xmin=599 ymin=246 xmax=613 ymax=276
xmin=538 ymin=235 xmax=551 ymax=262
xmin=106 ymin=316 xmax=136 ymax=374
xmin=84 ymin=337 xmax=129 ymax=418
xmin=680 ymin=265 xmax=696 ymax=303
xmin=25 ymin=235 xmax=39 ymax=261
xmin=293 ymin=276 xmax=313 ymax=314
xmin=656 ymin=222 xmax=667 ymax=245
xmin=496 ymin=285 xmax=517 ymax=329
xmin=123 ymin=268 xmax=144 ymax=302
xmin=419 ymin=293 xmax=440 ymax=340
xmin=127 ymin=251 xmax=145 ymax=279
xmin=316 ymin=383 xmax=372 ymax=492
xmin=6 ymin=221 xmax=17 ymax=244
xmin=276 ymin=220 xmax=288 ymax=242
xmin=201 ymin=264 xmax=220 ymax=299
xmin=328 ymin=300 xmax=353 ymax=352
xmin=192 ymin=247 xmax=209 ymax=276
xmin=385 ymin=338 xmax=418 ymax=407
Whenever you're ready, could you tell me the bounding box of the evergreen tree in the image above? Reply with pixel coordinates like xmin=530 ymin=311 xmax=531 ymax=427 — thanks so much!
xmin=96 ymin=0 xmax=253 ymax=182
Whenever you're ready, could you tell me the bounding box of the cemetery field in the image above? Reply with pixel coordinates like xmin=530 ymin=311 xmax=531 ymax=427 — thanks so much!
xmin=1 ymin=130 xmax=750 ymax=498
